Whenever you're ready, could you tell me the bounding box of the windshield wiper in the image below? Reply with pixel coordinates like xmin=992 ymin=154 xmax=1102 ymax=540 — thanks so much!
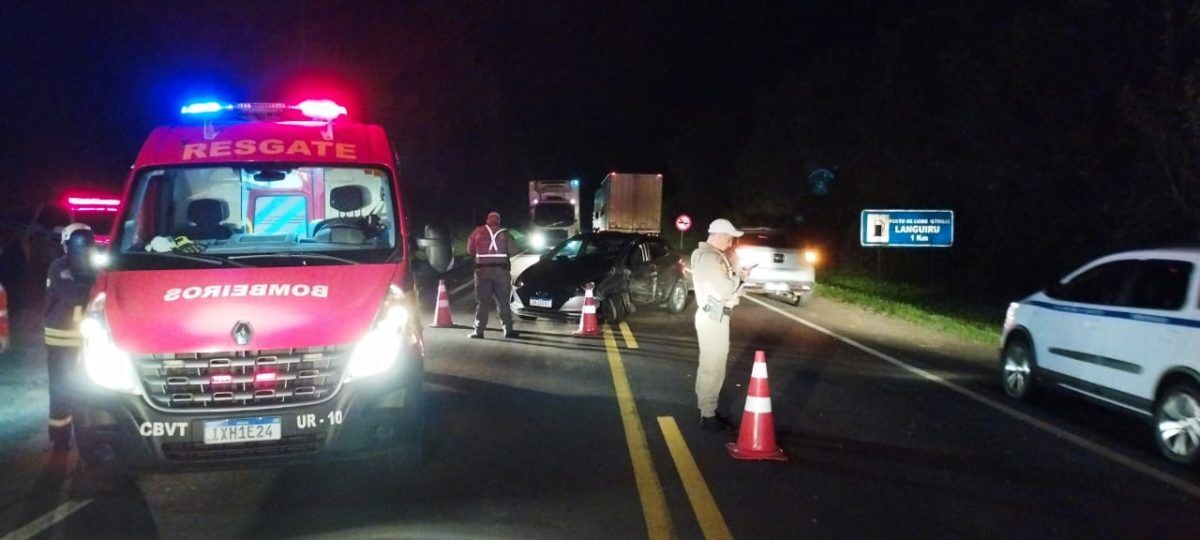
xmin=122 ymin=251 xmax=250 ymax=267
xmin=228 ymin=252 xmax=360 ymax=265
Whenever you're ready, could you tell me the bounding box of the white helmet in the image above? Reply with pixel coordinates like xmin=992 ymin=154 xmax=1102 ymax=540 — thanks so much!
xmin=61 ymin=222 xmax=92 ymax=244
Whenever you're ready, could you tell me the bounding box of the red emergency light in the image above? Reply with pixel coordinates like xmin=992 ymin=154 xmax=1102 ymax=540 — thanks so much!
xmin=73 ymin=207 xmax=119 ymax=213
xmin=254 ymin=371 xmax=277 ymax=386
xmin=67 ymin=197 xmax=120 ymax=207
xmin=295 ymin=99 xmax=347 ymax=121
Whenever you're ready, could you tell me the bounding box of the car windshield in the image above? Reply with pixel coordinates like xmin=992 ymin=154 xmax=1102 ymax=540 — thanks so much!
xmin=114 ymin=166 xmax=398 ymax=268
xmin=549 ymin=235 xmax=631 ymax=262
xmin=532 ymin=203 xmax=575 ymax=227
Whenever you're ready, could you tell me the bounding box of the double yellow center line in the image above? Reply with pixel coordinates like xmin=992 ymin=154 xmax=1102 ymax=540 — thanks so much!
xmin=602 ymin=325 xmax=732 ymax=540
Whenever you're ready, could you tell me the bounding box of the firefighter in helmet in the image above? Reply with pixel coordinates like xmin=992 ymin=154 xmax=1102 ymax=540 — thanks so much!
xmin=44 ymin=223 xmax=98 ymax=450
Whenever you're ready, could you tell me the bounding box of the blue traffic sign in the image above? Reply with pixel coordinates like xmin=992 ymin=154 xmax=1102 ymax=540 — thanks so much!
xmin=860 ymin=210 xmax=954 ymax=248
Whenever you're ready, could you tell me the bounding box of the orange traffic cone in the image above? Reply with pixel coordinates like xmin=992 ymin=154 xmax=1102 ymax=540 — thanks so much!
xmin=429 ymin=280 xmax=455 ymax=328
xmin=574 ymin=282 xmax=601 ymax=336
xmin=727 ymin=350 xmax=787 ymax=461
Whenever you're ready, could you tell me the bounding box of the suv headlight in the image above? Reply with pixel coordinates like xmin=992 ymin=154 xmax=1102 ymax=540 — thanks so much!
xmin=79 ymin=293 xmax=141 ymax=395
xmin=346 ymin=285 xmax=412 ymax=382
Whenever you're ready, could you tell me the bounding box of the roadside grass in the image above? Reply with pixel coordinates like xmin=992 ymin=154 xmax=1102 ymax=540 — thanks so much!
xmin=816 ymin=270 xmax=1004 ymax=345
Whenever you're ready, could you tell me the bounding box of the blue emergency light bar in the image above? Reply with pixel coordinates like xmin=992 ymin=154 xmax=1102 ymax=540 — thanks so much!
xmin=179 ymin=100 xmax=347 ymax=121
xmin=180 ymin=101 xmax=229 ymax=115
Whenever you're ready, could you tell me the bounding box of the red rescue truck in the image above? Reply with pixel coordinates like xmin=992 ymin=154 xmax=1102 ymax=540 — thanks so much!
xmin=74 ymin=100 xmax=444 ymax=485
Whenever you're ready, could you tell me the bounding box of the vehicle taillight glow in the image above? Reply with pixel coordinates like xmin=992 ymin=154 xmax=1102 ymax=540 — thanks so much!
xmin=67 ymin=197 xmax=120 ymax=207
xmin=211 ymin=374 xmax=233 ymax=385
xmin=295 ymin=99 xmax=347 ymax=120
xmin=254 ymin=372 xmax=277 ymax=384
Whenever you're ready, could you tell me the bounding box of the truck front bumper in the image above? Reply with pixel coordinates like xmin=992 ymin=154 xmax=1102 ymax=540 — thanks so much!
xmin=73 ymin=347 xmax=423 ymax=474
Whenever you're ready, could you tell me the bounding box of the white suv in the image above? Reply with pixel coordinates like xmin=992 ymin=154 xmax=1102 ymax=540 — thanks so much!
xmin=1000 ymin=248 xmax=1200 ymax=464
xmin=733 ymin=228 xmax=818 ymax=306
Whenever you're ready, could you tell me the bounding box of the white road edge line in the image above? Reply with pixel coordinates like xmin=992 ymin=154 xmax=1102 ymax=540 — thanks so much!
xmin=1 ymin=499 xmax=92 ymax=540
xmin=745 ymin=295 xmax=1200 ymax=499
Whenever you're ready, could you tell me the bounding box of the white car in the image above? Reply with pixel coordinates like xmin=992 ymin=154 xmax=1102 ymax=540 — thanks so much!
xmin=1000 ymin=248 xmax=1200 ymax=464
xmin=733 ymin=228 xmax=818 ymax=306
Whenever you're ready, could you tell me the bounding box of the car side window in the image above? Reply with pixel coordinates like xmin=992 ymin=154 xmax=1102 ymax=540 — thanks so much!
xmin=1126 ymin=259 xmax=1193 ymax=311
xmin=628 ymin=242 xmax=650 ymax=265
xmin=1047 ymin=260 xmax=1138 ymax=306
xmin=648 ymin=240 xmax=671 ymax=260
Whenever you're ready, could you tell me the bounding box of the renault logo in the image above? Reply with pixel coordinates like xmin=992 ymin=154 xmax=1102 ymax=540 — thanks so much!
xmin=231 ymin=321 xmax=253 ymax=346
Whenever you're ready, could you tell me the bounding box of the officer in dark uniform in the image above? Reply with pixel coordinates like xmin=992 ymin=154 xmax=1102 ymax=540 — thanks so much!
xmin=44 ymin=223 xmax=98 ymax=451
xmin=466 ymin=211 xmax=519 ymax=339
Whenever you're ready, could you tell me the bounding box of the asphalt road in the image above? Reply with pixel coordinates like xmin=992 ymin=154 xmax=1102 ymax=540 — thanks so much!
xmin=1 ymin=275 xmax=1199 ymax=539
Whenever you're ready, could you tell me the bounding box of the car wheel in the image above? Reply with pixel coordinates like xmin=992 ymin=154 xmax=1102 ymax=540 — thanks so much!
xmin=1000 ymin=335 xmax=1038 ymax=400
xmin=1154 ymin=382 xmax=1200 ymax=465
xmin=602 ymin=297 xmax=622 ymax=323
xmin=665 ymin=279 xmax=689 ymax=314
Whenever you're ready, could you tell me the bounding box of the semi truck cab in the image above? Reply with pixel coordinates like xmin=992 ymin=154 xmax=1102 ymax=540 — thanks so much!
xmin=74 ymin=100 xmax=445 ymax=483
xmin=528 ymin=179 xmax=581 ymax=251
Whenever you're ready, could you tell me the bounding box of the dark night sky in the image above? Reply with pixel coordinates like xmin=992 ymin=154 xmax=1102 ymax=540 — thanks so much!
xmin=0 ymin=1 xmax=903 ymax=221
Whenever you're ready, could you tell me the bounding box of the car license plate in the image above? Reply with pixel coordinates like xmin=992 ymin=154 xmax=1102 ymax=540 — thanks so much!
xmin=203 ymin=416 xmax=281 ymax=445
xmin=531 ymin=296 xmax=553 ymax=308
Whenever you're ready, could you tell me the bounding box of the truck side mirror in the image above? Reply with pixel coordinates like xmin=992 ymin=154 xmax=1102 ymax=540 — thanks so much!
xmin=416 ymin=223 xmax=453 ymax=274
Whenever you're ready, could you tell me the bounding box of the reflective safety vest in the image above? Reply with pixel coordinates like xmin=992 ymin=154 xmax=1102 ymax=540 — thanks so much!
xmin=470 ymin=225 xmax=512 ymax=266
xmin=44 ymin=257 xmax=93 ymax=348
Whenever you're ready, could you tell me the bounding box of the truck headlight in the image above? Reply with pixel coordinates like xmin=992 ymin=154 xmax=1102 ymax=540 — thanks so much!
xmin=79 ymin=293 xmax=141 ymax=395
xmin=530 ymin=232 xmax=546 ymax=250
xmin=346 ymin=285 xmax=411 ymax=382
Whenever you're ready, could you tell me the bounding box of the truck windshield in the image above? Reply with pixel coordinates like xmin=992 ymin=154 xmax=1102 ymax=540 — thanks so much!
xmin=532 ymin=203 xmax=575 ymax=227
xmin=114 ymin=166 xmax=399 ymax=268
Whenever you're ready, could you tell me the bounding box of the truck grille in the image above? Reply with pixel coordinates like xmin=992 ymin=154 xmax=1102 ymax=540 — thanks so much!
xmin=134 ymin=346 xmax=347 ymax=411
xmin=163 ymin=433 xmax=326 ymax=462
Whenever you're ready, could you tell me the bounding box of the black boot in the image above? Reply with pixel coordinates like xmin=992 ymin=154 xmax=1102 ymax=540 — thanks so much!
xmin=503 ymin=325 xmax=520 ymax=339
xmin=698 ymin=412 xmax=735 ymax=432
xmin=467 ymin=328 xmax=484 ymax=339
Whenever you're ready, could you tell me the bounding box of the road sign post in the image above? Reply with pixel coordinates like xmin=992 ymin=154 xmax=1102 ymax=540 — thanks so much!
xmin=675 ymin=214 xmax=692 ymax=250
xmin=861 ymin=209 xmax=953 ymax=280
